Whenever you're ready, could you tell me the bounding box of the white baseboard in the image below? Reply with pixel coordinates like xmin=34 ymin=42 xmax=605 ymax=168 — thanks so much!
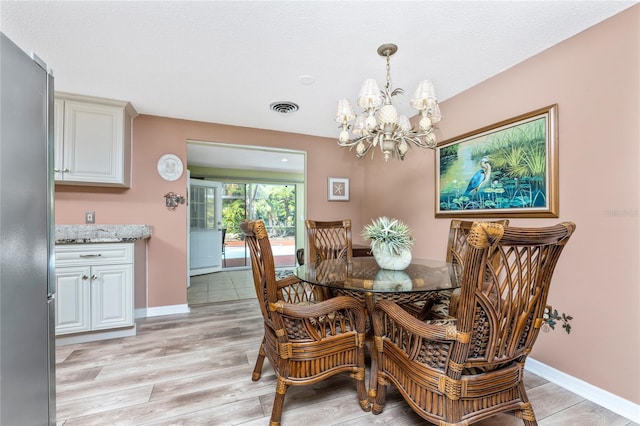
xmin=135 ymin=304 xmax=190 ymax=319
xmin=56 ymin=325 xmax=137 ymax=346
xmin=526 ymin=357 xmax=640 ymax=423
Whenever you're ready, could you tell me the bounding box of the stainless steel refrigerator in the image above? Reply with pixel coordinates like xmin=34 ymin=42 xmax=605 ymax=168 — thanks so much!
xmin=0 ymin=32 xmax=56 ymax=425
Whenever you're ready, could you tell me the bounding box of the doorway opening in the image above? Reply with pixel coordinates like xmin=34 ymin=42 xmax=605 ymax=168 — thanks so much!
xmin=186 ymin=142 xmax=305 ymax=306
xmin=186 ymin=141 xmax=306 ymax=274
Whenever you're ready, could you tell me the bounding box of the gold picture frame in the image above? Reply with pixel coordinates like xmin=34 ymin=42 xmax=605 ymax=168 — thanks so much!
xmin=328 ymin=177 xmax=349 ymax=201
xmin=435 ymin=104 xmax=558 ymax=218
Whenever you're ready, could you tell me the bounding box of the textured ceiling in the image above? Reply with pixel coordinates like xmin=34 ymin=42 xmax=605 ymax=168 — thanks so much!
xmin=1 ymin=1 xmax=636 ymax=172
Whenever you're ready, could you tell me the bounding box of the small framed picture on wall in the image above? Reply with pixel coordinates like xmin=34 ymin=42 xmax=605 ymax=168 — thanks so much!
xmin=328 ymin=177 xmax=349 ymax=201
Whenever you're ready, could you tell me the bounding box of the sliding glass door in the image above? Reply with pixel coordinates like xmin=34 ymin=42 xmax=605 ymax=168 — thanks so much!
xmin=222 ymin=182 xmax=296 ymax=268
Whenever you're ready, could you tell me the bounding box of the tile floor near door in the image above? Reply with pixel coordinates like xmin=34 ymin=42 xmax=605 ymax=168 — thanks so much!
xmin=188 ymin=269 xmax=256 ymax=305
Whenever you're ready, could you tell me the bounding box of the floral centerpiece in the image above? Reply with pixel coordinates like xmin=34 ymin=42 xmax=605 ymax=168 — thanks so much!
xmin=362 ymin=216 xmax=414 ymax=270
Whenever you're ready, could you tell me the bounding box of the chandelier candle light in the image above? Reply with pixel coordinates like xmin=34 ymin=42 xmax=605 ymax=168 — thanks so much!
xmin=335 ymin=43 xmax=442 ymax=161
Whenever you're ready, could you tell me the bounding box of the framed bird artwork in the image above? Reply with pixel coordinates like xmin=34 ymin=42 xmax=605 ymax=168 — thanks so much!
xmin=435 ymin=104 xmax=558 ymax=218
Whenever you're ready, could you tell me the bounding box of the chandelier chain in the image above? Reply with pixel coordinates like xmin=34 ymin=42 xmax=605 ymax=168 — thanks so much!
xmin=385 ymin=53 xmax=392 ymax=98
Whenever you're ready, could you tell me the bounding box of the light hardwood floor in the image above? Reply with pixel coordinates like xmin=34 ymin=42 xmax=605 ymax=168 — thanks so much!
xmin=56 ymin=270 xmax=637 ymax=425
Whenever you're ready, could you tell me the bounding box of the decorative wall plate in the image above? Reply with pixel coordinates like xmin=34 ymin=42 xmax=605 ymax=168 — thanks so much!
xmin=157 ymin=154 xmax=184 ymax=181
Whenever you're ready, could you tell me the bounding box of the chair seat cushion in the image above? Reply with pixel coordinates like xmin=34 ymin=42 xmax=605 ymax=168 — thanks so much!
xmin=429 ymin=290 xmax=453 ymax=317
xmin=418 ymin=289 xmax=457 ymax=319
xmin=283 ymin=300 xmax=355 ymax=339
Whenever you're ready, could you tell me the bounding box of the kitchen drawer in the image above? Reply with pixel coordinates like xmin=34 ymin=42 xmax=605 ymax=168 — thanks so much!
xmin=55 ymin=243 xmax=133 ymax=267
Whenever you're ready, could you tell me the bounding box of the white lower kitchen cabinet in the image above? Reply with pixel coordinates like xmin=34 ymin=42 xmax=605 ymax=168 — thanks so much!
xmin=55 ymin=242 xmax=137 ymax=344
xmin=90 ymin=264 xmax=133 ymax=330
xmin=55 ymin=265 xmax=91 ymax=333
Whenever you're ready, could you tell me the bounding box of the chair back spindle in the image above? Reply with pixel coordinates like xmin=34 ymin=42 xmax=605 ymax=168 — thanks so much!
xmin=305 ymin=219 xmax=353 ymax=264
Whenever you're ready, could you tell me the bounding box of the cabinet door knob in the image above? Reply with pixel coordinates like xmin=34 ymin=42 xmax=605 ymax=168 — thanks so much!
xmin=82 ymin=275 xmax=89 ymax=280
xmin=54 ymin=168 xmax=60 ymax=173
xmin=63 ymin=168 xmax=70 ymax=173
xmin=91 ymin=275 xmax=97 ymax=280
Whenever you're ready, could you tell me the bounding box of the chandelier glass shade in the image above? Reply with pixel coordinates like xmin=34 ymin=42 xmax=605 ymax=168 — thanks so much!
xmin=335 ymin=43 xmax=442 ymax=161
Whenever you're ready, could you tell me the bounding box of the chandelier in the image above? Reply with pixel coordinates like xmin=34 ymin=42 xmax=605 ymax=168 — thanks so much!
xmin=335 ymin=43 xmax=441 ymax=162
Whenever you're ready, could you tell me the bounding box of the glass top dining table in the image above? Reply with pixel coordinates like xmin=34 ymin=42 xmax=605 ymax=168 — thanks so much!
xmin=295 ymin=256 xmax=462 ymax=400
xmin=294 ymin=256 xmax=461 ymax=299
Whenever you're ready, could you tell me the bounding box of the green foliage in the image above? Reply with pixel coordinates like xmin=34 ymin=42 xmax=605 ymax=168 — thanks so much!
xmin=469 ymin=143 xmax=492 ymax=159
xmin=545 ymin=309 xmax=573 ymax=334
xmin=222 ymin=183 xmax=296 ymax=239
xmin=222 ymin=199 xmax=246 ymax=237
xmin=440 ymin=144 xmax=458 ymax=158
xmin=481 ymin=119 xmax=546 ymax=180
xmin=523 ymin=145 xmax=546 ymax=176
xmin=362 ymin=216 xmax=414 ymax=255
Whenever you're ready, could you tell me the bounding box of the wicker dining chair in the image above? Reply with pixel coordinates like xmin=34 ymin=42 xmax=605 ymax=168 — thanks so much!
xmin=403 ymin=219 xmax=510 ymax=320
xmin=240 ymin=219 xmax=370 ymax=425
xmin=432 ymin=219 xmax=511 ymax=318
xmin=371 ymin=221 xmax=575 ymax=426
xmin=304 ymin=219 xmax=353 ymax=265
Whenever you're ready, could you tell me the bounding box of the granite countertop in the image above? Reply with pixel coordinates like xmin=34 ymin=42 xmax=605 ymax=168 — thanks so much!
xmin=55 ymin=224 xmax=152 ymax=244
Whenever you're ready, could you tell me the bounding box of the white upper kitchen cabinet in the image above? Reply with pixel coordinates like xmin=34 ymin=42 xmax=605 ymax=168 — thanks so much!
xmin=54 ymin=92 xmax=137 ymax=187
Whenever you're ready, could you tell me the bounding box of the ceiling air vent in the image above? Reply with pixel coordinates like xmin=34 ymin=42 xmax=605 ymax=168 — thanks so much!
xmin=270 ymin=101 xmax=299 ymax=115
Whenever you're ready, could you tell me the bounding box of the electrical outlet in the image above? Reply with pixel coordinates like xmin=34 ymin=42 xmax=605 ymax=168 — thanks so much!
xmin=85 ymin=211 xmax=95 ymax=224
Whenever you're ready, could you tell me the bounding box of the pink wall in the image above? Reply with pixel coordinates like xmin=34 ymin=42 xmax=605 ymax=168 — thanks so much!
xmin=362 ymin=6 xmax=640 ymax=404
xmin=55 ymin=116 xmax=365 ymax=308
xmin=55 ymin=5 xmax=639 ymax=406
